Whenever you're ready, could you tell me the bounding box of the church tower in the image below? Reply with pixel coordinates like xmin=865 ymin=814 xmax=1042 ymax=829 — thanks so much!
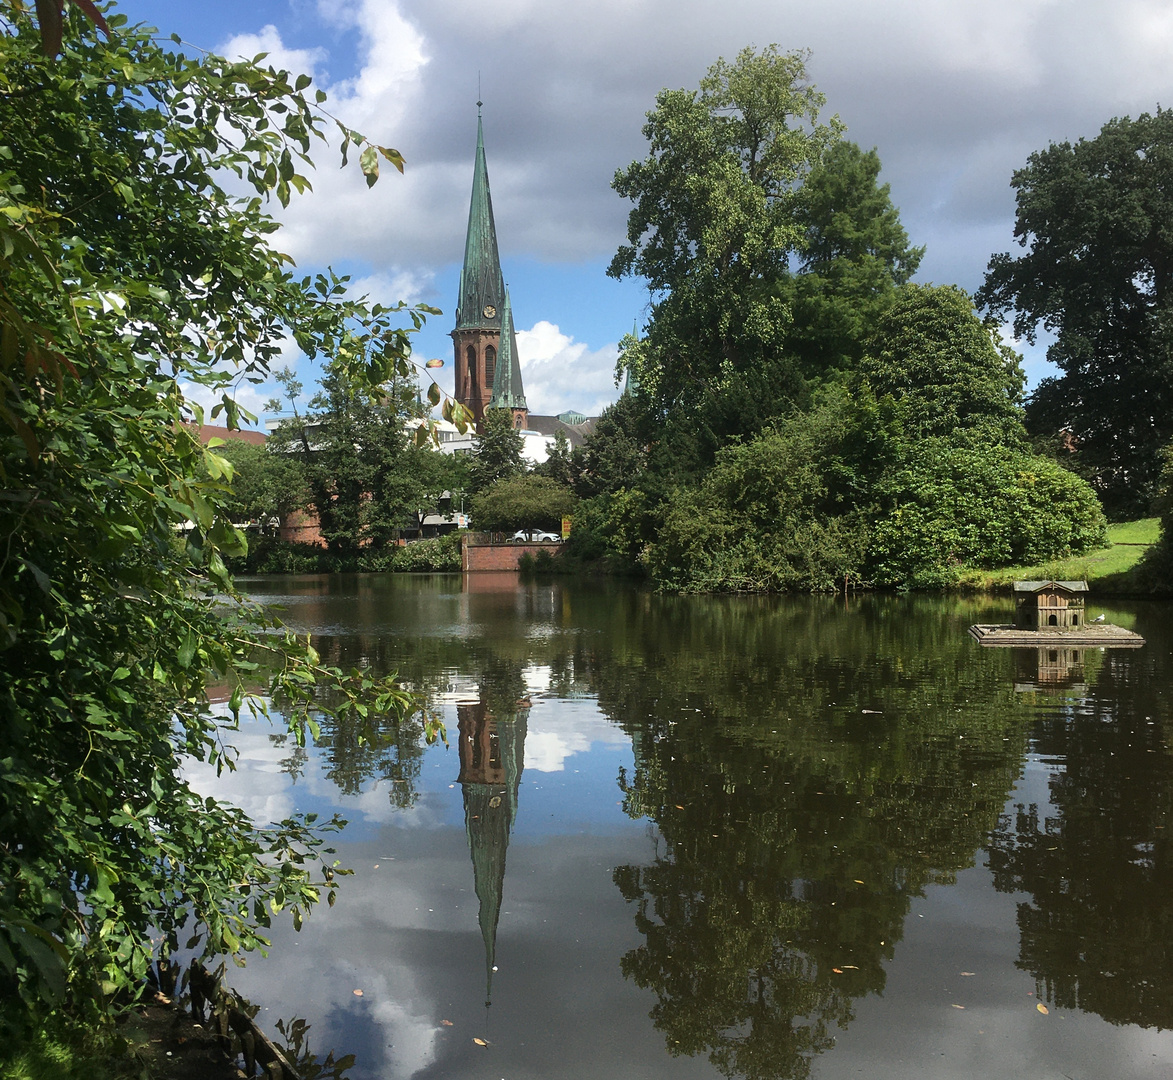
xmin=452 ymin=105 xmax=522 ymax=425
xmin=487 ymin=290 xmax=528 ymax=428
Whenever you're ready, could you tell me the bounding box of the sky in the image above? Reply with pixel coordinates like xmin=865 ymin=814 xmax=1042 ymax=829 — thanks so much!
xmin=118 ymin=0 xmax=1173 ymax=424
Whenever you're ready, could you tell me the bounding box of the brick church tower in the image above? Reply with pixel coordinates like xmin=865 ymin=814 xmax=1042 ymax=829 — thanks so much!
xmin=452 ymin=106 xmax=527 ymax=428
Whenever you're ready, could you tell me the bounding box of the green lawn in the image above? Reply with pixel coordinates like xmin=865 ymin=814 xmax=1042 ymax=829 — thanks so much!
xmin=1104 ymin=517 xmax=1161 ymax=545
xmin=958 ymin=518 xmax=1168 ymax=594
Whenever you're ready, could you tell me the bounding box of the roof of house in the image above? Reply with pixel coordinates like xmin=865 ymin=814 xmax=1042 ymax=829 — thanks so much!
xmin=523 ymin=413 xmax=597 ymax=449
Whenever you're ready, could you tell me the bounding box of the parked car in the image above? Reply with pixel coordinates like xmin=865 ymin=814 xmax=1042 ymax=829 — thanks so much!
xmin=510 ymin=530 xmax=562 ymax=542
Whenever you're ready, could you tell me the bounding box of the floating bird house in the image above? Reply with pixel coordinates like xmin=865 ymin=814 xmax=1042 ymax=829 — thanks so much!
xmin=1013 ymin=580 xmax=1089 ymax=629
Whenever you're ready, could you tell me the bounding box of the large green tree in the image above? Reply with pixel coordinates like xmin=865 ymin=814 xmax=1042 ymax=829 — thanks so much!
xmin=470 ymin=474 xmax=575 ymax=535
xmin=268 ymin=362 xmax=445 ymax=554
xmin=786 ymin=140 xmax=923 ymax=382
xmin=978 ymin=109 xmax=1173 ymax=518
xmin=215 ymin=439 xmax=310 ymax=529
xmin=858 ymin=283 xmax=1026 ymax=446
xmin=0 ymin=0 xmax=454 ymax=1034
xmin=469 ymin=408 xmax=525 ymax=493
xmin=610 ymin=52 xmax=923 ymax=461
xmin=574 ymin=393 xmax=648 ymax=499
xmin=608 ymin=46 xmax=843 ymax=444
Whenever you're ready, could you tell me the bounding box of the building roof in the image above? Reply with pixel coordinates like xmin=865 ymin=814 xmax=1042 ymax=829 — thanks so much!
xmin=188 ymin=423 xmax=266 ymax=446
xmin=454 ymin=109 xmax=506 ymax=333
xmin=1013 ymin=580 xmax=1090 ymax=593
xmin=523 ymin=413 xmax=597 ymax=449
xmin=488 ymin=290 xmax=527 ymax=412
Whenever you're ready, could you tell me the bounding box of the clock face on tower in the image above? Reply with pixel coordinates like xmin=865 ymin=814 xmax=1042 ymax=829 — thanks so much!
xmin=482 ymin=304 xmax=497 ymax=319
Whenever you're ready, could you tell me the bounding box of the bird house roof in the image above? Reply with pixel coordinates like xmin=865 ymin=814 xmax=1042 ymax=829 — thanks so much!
xmin=1012 ymin=580 xmax=1090 ymax=594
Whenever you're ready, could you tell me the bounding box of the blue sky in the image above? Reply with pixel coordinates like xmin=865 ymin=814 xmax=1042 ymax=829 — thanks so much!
xmin=117 ymin=0 xmax=1173 ymax=423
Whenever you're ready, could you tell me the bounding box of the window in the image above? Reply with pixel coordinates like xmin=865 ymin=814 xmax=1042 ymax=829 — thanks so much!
xmin=485 ymin=345 xmax=496 ymax=387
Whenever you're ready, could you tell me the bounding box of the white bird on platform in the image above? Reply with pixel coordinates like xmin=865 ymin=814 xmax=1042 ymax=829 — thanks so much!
xmin=1092 ymin=613 xmax=1106 ymax=623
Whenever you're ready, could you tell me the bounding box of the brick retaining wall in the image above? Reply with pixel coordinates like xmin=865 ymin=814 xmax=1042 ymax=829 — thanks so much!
xmin=462 ymin=535 xmax=565 ymax=571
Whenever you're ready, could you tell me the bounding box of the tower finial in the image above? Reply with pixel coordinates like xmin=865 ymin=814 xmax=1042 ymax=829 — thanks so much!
xmin=477 ymin=71 xmax=482 ymax=115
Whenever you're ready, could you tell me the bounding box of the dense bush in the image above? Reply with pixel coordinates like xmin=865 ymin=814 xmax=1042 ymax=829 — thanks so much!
xmin=646 ymin=391 xmax=1106 ymax=592
xmin=556 ymin=488 xmax=657 ymax=575
xmin=231 ymin=533 xmax=462 ymax=574
xmin=470 ymin=474 xmax=576 ymax=534
xmin=388 ymin=534 xmax=463 ymax=572
xmin=869 ymin=443 xmax=1107 ymax=589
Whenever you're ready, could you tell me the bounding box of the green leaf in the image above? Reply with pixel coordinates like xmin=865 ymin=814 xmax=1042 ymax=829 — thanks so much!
xmin=21 ymin=558 xmax=50 ymax=595
xmin=178 ymin=628 xmax=198 ymax=669
xmin=360 ymin=145 xmax=379 ymax=188
xmin=378 ymin=145 xmax=406 ymax=174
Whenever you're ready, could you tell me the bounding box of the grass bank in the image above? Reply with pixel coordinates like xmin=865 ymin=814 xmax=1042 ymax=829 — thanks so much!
xmin=957 ymin=518 xmax=1170 ymax=595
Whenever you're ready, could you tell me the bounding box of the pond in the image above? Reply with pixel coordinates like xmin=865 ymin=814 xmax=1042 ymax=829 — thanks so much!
xmin=190 ymin=573 xmax=1173 ymax=1080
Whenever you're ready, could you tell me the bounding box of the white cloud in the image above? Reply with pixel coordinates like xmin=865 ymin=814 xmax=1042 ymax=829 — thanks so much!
xmin=183 ymin=724 xmax=300 ymax=824
xmin=179 ymin=379 xmax=273 ymax=430
xmin=196 ymin=0 xmax=1173 ymax=411
xmin=217 ymin=24 xmax=326 ymax=82
xmin=523 ymin=698 xmax=634 ymax=773
xmin=222 ymin=4 xmax=434 ymax=274
xmin=209 ymin=0 xmax=1173 ymax=286
xmin=346 ymin=268 xmax=435 ymax=309
xmin=516 ymin=320 xmax=619 ymax=417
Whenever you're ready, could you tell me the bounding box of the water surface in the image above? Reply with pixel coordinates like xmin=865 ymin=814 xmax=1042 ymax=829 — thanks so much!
xmin=191 ymin=573 xmax=1173 ymax=1079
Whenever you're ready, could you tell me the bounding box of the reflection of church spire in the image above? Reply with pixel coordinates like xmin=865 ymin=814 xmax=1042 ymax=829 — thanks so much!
xmin=457 ymin=698 xmax=528 ymax=1004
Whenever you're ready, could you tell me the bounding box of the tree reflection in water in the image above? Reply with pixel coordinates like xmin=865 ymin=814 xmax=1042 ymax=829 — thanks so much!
xmin=595 ymin=591 xmax=1034 ymax=1080
xmin=989 ymin=631 xmax=1173 ymax=1030
xmin=237 ymin=574 xmax=1173 ymax=1076
xmin=271 ymin=632 xmax=434 ymax=807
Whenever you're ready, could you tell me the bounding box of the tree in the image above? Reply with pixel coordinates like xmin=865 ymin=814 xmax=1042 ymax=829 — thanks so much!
xmin=469 ymin=408 xmax=525 ymax=492
xmin=786 ymin=141 xmax=924 ymax=381
xmin=470 ymin=474 xmax=575 ymax=535
xmin=857 ymin=283 xmax=1027 ymax=446
xmin=977 ymin=109 xmax=1173 ymax=518
xmin=215 ymin=439 xmax=310 ymax=529
xmin=574 ymin=394 xmax=647 ymax=498
xmin=268 ymin=361 xmax=435 ymax=555
xmin=609 ymin=46 xmax=843 ymax=442
xmin=534 ymin=429 xmax=575 ymax=487
xmin=0 ymin=1 xmax=451 ymax=1035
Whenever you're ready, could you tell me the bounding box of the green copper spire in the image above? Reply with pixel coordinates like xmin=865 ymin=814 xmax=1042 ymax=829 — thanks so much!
xmin=622 ymin=320 xmax=641 ymax=397
xmin=488 ymin=290 xmax=527 ymax=413
xmin=455 ymin=107 xmax=505 ymax=331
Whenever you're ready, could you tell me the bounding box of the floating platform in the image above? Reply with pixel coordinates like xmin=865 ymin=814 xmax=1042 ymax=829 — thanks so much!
xmin=969 ymin=623 xmax=1145 ymax=647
